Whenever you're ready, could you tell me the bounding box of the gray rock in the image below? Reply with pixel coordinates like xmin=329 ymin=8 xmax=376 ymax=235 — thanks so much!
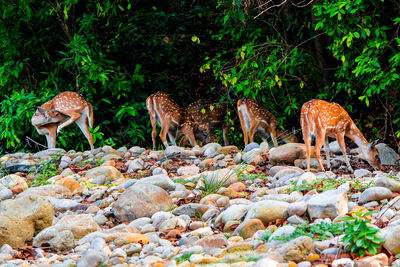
xmin=287 ymin=215 xmax=308 ymax=225
xmin=177 ymin=165 xmax=200 ymax=176
xmin=127 ymin=158 xmax=145 ymax=172
xmin=17 ymin=184 xmax=72 ymax=199
xmin=130 ymin=217 xmax=153 ymax=230
xmin=172 ymin=203 xmax=210 ymax=217
xmin=214 ymin=205 xmax=249 ymax=227
xmin=203 ymin=143 xmax=222 ymax=157
xmin=48 ymin=198 xmax=78 ymax=211
xmin=242 ymin=148 xmax=262 ymax=165
xmin=288 ymin=201 xmax=307 ymax=217
xmin=358 ymin=186 xmax=392 ymax=204
xmin=269 ymin=143 xmax=311 ymax=164
xmin=307 ymin=189 xmax=348 ymax=219
xmin=375 ymin=176 xmax=400 ymax=193
xmin=0 ymin=189 xmax=12 ymax=201
xmin=275 ymin=236 xmax=314 ymax=262
xmin=152 ymin=167 xmax=168 ymax=176
xmin=269 ymin=225 xmax=296 ymax=243
xmin=165 ymin=146 xmax=184 ymax=156
xmin=135 ymin=174 xmax=176 ymax=191
xmin=354 ymin=169 xmax=372 ymax=178
xmin=93 ymin=214 xmax=108 ymax=225
xmin=86 ymin=166 xmax=123 ymax=185
xmin=33 ymin=148 xmax=65 ymax=158
xmin=33 ymin=226 xmax=75 ymax=251
xmin=59 ymin=155 xmax=71 ymax=169
xmin=376 ymin=143 xmax=399 ymax=165
xmin=112 ymin=183 xmax=173 ymax=221
xmin=129 ymin=146 xmax=146 ymax=154
xmin=151 ymin=211 xmax=174 ymax=229
xmin=233 ymin=153 xmax=242 ymax=164
xmin=77 ymin=249 xmax=104 ymax=267
xmin=244 ymin=142 xmax=259 ymax=152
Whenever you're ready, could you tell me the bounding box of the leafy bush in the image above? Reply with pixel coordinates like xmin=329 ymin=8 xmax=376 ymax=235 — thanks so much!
xmin=342 ymin=210 xmax=385 ymax=256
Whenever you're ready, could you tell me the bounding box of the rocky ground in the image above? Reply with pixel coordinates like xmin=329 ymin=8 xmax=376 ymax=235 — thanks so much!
xmin=0 ymin=141 xmax=400 ymax=267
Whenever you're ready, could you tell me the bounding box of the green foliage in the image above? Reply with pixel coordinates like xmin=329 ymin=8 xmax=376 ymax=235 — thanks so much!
xmin=30 ymin=154 xmax=62 ymax=187
xmin=175 ymin=253 xmax=194 ymax=264
xmin=238 ymin=171 xmax=269 ymax=182
xmin=342 ymin=210 xmax=385 ymax=256
xmin=272 ymin=222 xmax=346 ymax=242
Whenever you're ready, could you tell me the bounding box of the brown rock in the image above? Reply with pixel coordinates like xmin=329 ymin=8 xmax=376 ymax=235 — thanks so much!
xmin=193 ymin=234 xmax=228 ymax=249
xmin=228 ymin=182 xmax=246 ymax=192
xmin=232 ymin=218 xmax=265 ymax=239
xmin=269 ymin=143 xmax=316 ymax=164
xmin=17 ymin=184 xmax=72 ymax=199
xmin=55 ymin=177 xmax=80 ymax=192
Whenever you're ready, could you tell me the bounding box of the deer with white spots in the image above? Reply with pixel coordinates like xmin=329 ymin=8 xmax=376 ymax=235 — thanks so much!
xmin=237 ymin=98 xmax=297 ymax=147
xmin=300 ymin=99 xmax=380 ymax=172
xmin=146 ymin=91 xmax=193 ymax=149
xmin=31 ymin=91 xmax=94 ymax=150
xmin=180 ymin=100 xmax=228 ymax=146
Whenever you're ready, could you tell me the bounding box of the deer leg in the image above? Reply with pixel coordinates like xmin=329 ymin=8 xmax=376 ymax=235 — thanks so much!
xmin=75 ymin=114 xmax=94 ymax=150
xmin=222 ymin=124 xmax=229 ymax=146
xmin=336 ymin=132 xmax=353 ymax=172
xmin=149 ymin=115 xmax=157 ymax=150
xmin=159 ymin=118 xmax=171 ymax=148
xmin=270 ymin=128 xmax=278 ymax=147
xmin=314 ymin=128 xmax=326 ymax=171
xmin=302 ymin=129 xmax=312 ymax=171
xmin=168 ymin=130 xmax=177 ymax=147
xmin=56 ymin=112 xmax=81 ymax=134
xmin=324 ymin=136 xmax=331 ymax=169
xmin=248 ymin=122 xmax=259 ymax=144
xmin=238 ymin=111 xmax=248 ymax=146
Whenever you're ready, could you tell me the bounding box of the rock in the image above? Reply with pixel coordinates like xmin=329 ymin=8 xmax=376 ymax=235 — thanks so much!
xmin=214 ymin=205 xmax=249 ymax=227
xmin=33 ymin=148 xmax=65 ymax=158
xmin=151 ymin=211 xmax=173 ymax=229
xmin=49 ymin=198 xmax=78 ymax=211
xmin=358 ymin=187 xmax=392 ymax=204
xmin=296 ymin=172 xmax=316 ymax=186
xmin=159 ymin=217 xmax=187 ymax=231
xmin=177 ymin=165 xmax=200 ymax=176
xmin=269 ymin=166 xmax=304 ymax=177
xmin=244 ymin=142 xmax=259 ymax=152
xmin=193 ymin=234 xmax=228 ymax=249
xmin=135 ymin=174 xmax=176 ymax=191
xmin=0 ymin=175 xmax=28 ymax=190
xmin=244 ymin=200 xmax=289 ymax=224
xmin=59 ymin=155 xmax=71 ymax=169
xmin=269 ymin=143 xmax=315 ymax=164
xmin=86 ymin=166 xmax=123 ymax=185
xmin=328 ymin=141 xmax=342 ymax=154
xmin=203 ymin=143 xmax=222 ymax=157
xmin=242 ymin=148 xmax=263 ymax=165
xmin=354 ymin=169 xmax=372 ymax=178
xmin=273 ymin=168 xmax=302 ymax=181
xmin=288 ymin=215 xmax=308 ymax=224
xmin=218 ymin=145 xmax=239 ymax=154
xmin=112 ymin=183 xmax=173 ymax=221
xmin=77 ymin=249 xmax=104 ymax=267
xmin=269 ymin=225 xmax=295 ymax=241
xmin=33 ymin=226 xmax=75 ymax=251
xmin=275 ymin=236 xmax=314 ymax=262
xmin=129 ymin=146 xmax=146 ymax=154
xmin=297 ymin=158 xmax=325 ymax=170
xmin=307 ymin=189 xmax=348 ymax=219
xmin=374 ymin=176 xmax=400 ymax=193
xmin=288 ymin=201 xmax=307 ymax=217
xmin=17 ymin=184 xmax=72 ymax=199
xmin=199 ymin=168 xmax=238 ymax=188
xmin=233 ymin=153 xmax=242 ymax=164
xmin=376 ymin=143 xmax=399 ymax=165
xmin=127 ymin=158 xmax=145 ymax=172
xmin=0 ymin=195 xmax=54 ymax=247
xmin=382 ymin=225 xmax=400 ymax=254
xmin=172 ymin=203 xmax=210 ymax=217
xmin=55 ymin=177 xmax=80 ymax=192
xmin=354 ymin=253 xmax=388 ymax=267
xmin=260 ymin=142 xmax=269 ymax=152
xmin=56 ymin=214 xmax=101 ymax=238
xmin=253 ymin=258 xmax=283 ymax=267
xmin=165 ymin=146 xmax=184 ymax=156
xmin=0 ymin=189 xmax=12 ymax=200
xmin=233 ymin=219 xmax=265 ymax=239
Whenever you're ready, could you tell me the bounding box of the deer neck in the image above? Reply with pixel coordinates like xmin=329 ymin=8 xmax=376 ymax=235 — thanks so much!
xmin=347 ymin=122 xmax=370 ymax=155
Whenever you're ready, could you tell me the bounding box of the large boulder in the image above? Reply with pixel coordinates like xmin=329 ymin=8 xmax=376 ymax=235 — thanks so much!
xmin=307 ymin=189 xmax=348 ymax=219
xmin=0 ymin=175 xmax=28 ymax=190
xmin=244 ymin=200 xmax=289 ymax=224
xmin=382 ymin=225 xmax=400 ymax=255
xmin=0 ymin=195 xmax=54 ymax=247
xmin=269 ymin=143 xmax=316 ymax=164
xmin=86 ymin=166 xmax=123 ymax=185
xmin=112 ymin=183 xmax=173 ymax=221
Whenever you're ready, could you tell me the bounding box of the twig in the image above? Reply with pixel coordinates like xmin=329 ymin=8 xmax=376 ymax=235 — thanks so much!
xmin=26 ymin=136 xmax=48 ymax=149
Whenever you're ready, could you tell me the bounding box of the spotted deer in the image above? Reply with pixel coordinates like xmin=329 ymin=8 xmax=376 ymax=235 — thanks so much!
xmin=300 ymin=99 xmax=380 ymax=172
xmin=237 ymin=98 xmax=297 ymax=147
xmin=146 ymin=92 xmax=195 ymax=149
xmin=181 ymin=100 xmax=229 ymax=146
xmin=31 ymin=91 xmax=94 ymax=150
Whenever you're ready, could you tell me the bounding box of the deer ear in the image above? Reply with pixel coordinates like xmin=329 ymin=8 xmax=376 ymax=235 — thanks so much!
xmin=37 ymin=106 xmax=46 ymax=114
xmin=368 ymin=139 xmax=379 ymax=150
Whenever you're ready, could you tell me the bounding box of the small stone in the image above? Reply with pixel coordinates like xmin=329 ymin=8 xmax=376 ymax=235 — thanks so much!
xmin=55 ymin=177 xmax=80 ymax=192
xmin=275 ymin=236 xmax=314 ymax=262
xmin=232 ymin=219 xmax=265 ymax=239
xmin=307 ymin=189 xmax=348 ymax=219
xmin=358 ymin=187 xmax=392 ymax=204
xmin=244 ymin=142 xmax=259 ymax=152
xmin=354 ymin=169 xmax=372 ymax=178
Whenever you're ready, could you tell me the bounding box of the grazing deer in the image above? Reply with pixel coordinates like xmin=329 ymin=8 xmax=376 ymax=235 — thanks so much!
xmin=146 ymin=91 xmax=196 ymax=149
xmin=237 ymin=98 xmax=297 ymax=147
xmin=181 ymin=100 xmax=229 ymax=146
xmin=300 ymin=99 xmax=380 ymax=172
xmin=31 ymin=91 xmax=94 ymax=150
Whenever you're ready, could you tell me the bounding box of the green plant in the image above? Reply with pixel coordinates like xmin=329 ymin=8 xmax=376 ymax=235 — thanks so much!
xmin=342 ymin=210 xmax=385 ymax=256
xmin=201 ymin=166 xmax=243 ymax=195
xmin=272 ymin=222 xmax=346 ymax=242
xmin=259 ymin=229 xmax=272 ymax=241
xmin=30 ymin=154 xmax=62 ymax=187
xmin=238 ymin=172 xmax=269 ymax=182
xmin=175 ymin=253 xmax=194 ymax=264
